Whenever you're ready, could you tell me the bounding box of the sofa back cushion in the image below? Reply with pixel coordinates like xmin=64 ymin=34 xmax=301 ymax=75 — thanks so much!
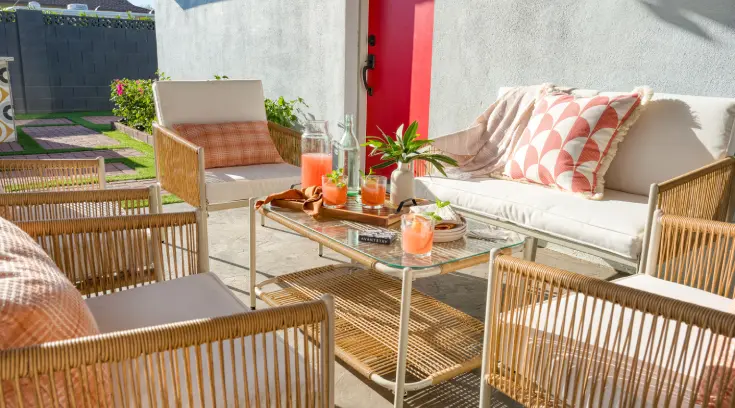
xmin=0 ymin=217 xmax=103 ymax=406
xmin=499 ymin=87 xmax=735 ymax=196
xmin=153 ymin=80 xmax=267 ymax=128
xmin=174 ymin=121 xmax=284 ymax=169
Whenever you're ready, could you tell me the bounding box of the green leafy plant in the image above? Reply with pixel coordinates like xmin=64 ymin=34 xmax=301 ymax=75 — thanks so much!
xmin=363 ymin=121 xmax=458 ymax=176
xmin=265 ymin=96 xmax=307 ymax=129
xmin=213 ymin=74 xmax=229 ymax=80
xmin=325 ymin=168 xmax=346 ymax=188
xmin=110 ymin=71 xmax=169 ymax=134
xmin=358 ymin=168 xmax=375 ymax=181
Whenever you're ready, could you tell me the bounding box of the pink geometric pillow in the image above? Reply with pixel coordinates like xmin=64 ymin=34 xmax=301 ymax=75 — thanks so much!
xmin=503 ymin=87 xmax=652 ymax=199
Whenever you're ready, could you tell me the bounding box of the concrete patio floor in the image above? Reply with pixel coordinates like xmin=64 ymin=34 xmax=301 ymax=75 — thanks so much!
xmin=165 ymin=202 xmax=625 ymax=408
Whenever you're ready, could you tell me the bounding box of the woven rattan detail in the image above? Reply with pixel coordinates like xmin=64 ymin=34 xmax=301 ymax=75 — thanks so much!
xmin=0 ymin=159 xmax=102 ymax=193
xmin=259 ymin=264 xmax=484 ymax=385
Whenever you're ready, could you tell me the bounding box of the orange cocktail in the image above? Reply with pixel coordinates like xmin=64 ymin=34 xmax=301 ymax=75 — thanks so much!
xmin=301 ymin=153 xmax=332 ymax=188
xmin=401 ymin=214 xmax=435 ymax=257
xmin=322 ymin=175 xmax=348 ymax=208
xmin=360 ymin=175 xmax=387 ymax=209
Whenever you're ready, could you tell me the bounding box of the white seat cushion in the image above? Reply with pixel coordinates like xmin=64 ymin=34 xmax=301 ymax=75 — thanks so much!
xmin=86 ymin=274 xmax=308 ymax=407
xmin=205 ymin=163 xmax=302 ymax=205
xmin=86 ymin=273 xmax=247 ymax=333
xmin=505 ymin=275 xmax=729 ymax=406
xmin=415 ymin=176 xmax=649 ymax=259
xmin=615 ymin=274 xmax=732 ymax=312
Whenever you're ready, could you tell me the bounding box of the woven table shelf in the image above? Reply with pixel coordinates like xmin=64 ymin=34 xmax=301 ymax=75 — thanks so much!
xmin=258 ymin=264 xmax=485 ymax=387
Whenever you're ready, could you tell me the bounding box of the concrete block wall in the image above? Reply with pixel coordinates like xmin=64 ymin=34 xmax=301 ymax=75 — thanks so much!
xmin=0 ymin=9 xmax=157 ymax=114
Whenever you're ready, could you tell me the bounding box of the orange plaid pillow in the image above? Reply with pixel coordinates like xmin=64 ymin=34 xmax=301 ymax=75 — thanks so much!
xmin=0 ymin=217 xmax=107 ymax=407
xmin=173 ymin=121 xmax=284 ymax=169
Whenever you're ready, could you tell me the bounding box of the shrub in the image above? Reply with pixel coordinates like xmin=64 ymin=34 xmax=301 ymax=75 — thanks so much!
xmin=110 ymin=71 xmax=169 ymax=134
xmin=265 ymin=96 xmax=307 ymax=129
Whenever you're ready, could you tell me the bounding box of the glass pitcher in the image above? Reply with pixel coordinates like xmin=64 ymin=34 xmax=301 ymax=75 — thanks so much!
xmin=300 ymin=120 xmax=332 ymax=188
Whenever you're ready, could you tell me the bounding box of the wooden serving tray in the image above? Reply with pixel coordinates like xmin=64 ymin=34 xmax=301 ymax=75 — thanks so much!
xmin=271 ymin=196 xmax=427 ymax=227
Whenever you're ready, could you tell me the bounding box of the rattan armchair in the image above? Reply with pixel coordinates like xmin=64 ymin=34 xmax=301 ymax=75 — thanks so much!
xmin=0 ymin=157 xmax=106 ymax=192
xmin=480 ymin=252 xmax=735 ymax=407
xmin=152 ymin=80 xmax=303 ymax=276
xmin=3 ymin=212 xmax=335 ymax=407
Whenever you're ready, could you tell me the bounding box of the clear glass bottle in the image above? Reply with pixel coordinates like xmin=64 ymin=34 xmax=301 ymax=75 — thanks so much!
xmin=300 ymin=120 xmax=332 ymax=188
xmin=334 ymin=114 xmax=360 ymax=196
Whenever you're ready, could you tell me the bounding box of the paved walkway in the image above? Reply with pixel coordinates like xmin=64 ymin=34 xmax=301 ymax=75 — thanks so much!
xmin=82 ymin=116 xmax=121 ymax=125
xmin=2 ymin=148 xmax=143 ymax=160
xmin=15 ymin=118 xmax=74 ymax=126
xmin=23 ymin=125 xmax=119 ymax=149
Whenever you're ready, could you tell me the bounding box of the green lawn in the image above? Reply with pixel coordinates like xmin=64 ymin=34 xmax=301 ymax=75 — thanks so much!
xmin=11 ymin=111 xmax=182 ymax=204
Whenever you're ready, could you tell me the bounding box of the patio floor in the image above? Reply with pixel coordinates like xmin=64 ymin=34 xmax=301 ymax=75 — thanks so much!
xmin=164 ymin=202 xmax=622 ymax=408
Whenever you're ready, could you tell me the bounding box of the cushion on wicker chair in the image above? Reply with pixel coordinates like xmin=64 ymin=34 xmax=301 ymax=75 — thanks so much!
xmin=204 ymin=163 xmax=302 ymax=205
xmin=174 ymin=121 xmax=284 ymax=169
xmin=86 ymin=273 xmax=308 ymax=407
xmin=0 ymin=217 xmax=103 ymax=407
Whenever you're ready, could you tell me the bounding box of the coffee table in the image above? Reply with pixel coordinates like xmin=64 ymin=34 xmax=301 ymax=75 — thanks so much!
xmin=248 ymin=198 xmax=526 ymax=407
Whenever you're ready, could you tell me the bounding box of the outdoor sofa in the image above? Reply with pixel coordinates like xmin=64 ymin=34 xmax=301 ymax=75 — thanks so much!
xmin=417 ymin=89 xmax=735 ymax=271
xmin=480 ymin=212 xmax=735 ymax=406
xmin=0 ymin=210 xmax=334 ymax=407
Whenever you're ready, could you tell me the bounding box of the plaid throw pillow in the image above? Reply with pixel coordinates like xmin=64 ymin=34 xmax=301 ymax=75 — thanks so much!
xmin=0 ymin=217 xmax=106 ymax=407
xmin=174 ymin=121 xmax=284 ymax=169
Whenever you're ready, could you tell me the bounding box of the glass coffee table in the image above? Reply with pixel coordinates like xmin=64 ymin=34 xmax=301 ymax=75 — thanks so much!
xmin=249 ymin=199 xmax=526 ymax=408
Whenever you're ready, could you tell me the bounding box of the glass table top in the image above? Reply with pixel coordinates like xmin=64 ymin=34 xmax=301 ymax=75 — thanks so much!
xmin=261 ymin=201 xmax=525 ymax=270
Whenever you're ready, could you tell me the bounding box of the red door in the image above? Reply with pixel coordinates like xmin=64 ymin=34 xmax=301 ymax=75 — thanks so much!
xmin=363 ymin=0 xmax=435 ymax=176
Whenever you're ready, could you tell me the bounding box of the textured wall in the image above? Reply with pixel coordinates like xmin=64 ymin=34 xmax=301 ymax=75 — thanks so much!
xmin=155 ymin=0 xmax=346 ymax=129
xmin=1 ymin=10 xmax=157 ymax=114
xmin=429 ymin=0 xmax=735 ymax=136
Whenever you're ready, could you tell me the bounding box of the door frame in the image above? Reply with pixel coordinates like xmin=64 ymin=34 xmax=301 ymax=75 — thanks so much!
xmin=343 ymin=0 xmax=369 ymax=169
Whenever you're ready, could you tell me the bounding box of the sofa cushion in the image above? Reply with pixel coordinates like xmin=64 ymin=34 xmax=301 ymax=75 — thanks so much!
xmin=86 ymin=273 xmax=309 ymax=407
xmin=504 ymin=88 xmax=648 ymax=199
xmin=415 ymin=176 xmax=648 ymax=259
xmin=0 ymin=217 xmax=103 ymax=407
xmin=503 ymin=274 xmax=729 ymax=406
xmin=173 ymin=121 xmax=284 ymax=169
xmin=205 ymin=163 xmax=302 ymax=205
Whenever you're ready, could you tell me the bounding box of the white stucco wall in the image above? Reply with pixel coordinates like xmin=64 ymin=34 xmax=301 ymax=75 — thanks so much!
xmin=429 ymin=0 xmax=735 ymax=136
xmin=155 ymin=0 xmax=347 ymax=129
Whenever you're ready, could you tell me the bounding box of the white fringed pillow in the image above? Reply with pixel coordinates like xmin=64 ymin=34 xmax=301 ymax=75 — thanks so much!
xmin=503 ymin=86 xmax=653 ymax=199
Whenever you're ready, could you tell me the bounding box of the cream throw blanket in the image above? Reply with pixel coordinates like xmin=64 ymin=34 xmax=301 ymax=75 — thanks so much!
xmin=433 ymin=84 xmax=554 ymax=178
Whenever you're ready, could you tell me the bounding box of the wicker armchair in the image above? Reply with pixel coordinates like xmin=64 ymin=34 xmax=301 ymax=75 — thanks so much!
xmin=0 ymin=157 xmax=106 ymax=192
xmin=152 ymin=80 xmax=303 ymax=275
xmin=3 ymin=212 xmax=335 ymax=407
xmin=480 ymin=252 xmax=735 ymax=407
xmin=0 ymin=185 xmax=161 ymax=222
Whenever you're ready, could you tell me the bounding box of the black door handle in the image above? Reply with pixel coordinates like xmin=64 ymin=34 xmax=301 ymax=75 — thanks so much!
xmin=362 ymin=54 xmax=375 ymax=96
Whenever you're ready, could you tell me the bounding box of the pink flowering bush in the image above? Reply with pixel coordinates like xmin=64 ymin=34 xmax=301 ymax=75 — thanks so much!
xmin=110 ymin=71 xmax=169 ymax=134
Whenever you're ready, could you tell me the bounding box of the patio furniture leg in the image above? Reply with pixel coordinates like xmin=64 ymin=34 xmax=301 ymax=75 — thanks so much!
xmin=394 ymin=267 xmax=414 ymax=408
xmin=249 ymin=197 xmax=257 ymax=310
xmin=319 ymin=243 xmax=324 ymax=257
xmin=523 ymin=237 xmax=538 ymax=261
xmin=479 ymin=249 xmax=501 ymax=408
xmin=261 ymin=211 xmax=266 ymax=227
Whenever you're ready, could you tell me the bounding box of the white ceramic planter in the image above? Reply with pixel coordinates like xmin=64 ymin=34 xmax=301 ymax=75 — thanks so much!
xmin=390 ymin=162 xmax=414 ymax=206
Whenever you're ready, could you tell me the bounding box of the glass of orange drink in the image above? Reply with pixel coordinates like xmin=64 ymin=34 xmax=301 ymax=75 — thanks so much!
xmin=401 ymin=214 xmax=435 ymax=257
xmin=360 ymin=175 xmax=387 ymax=209
xmin=322 ymin=171 xmax=348 ymax=208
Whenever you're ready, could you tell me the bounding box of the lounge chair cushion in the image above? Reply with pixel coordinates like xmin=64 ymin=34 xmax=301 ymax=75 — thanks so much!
xmin=205 ymin=163 xmax=301 ymax=205
xmin=415 ymin=176 xmax=648 ymax=259
xmin=0 ymin=217 xmax=102 ymax=406
xmin=173 ymin=121 xmax=284 ymax=169
xmin=86 ymin=273 xmax=309 ymax=407
xmin=503 ymin=274 xmax=729 ymax=406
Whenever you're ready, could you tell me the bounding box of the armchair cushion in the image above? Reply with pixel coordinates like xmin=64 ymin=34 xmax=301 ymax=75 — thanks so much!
xmin=174 ymin=121 xmax=284 ymax=169
xmin=205 ymin=163 xmax=301 ymax=205
xmin=415 ymin=176 xmax=649 ymax=258
xmin=86 ymin=273 xmax=309 ymax=408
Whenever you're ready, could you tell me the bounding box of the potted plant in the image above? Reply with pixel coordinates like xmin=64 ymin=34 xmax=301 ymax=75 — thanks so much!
xmin=363 ymin=121 xmax=457 ymax=205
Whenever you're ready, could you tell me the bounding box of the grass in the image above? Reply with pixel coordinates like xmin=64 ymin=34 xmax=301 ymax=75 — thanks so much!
xmin=7 ymin=111 xmax=183 ymax=204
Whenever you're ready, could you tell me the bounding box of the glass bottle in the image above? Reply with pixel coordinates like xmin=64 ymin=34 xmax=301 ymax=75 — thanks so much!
xmin=300 ymin=120 xmax=332 ymax=188
xmin=334 ymin=114 xmax=360 ymax=196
